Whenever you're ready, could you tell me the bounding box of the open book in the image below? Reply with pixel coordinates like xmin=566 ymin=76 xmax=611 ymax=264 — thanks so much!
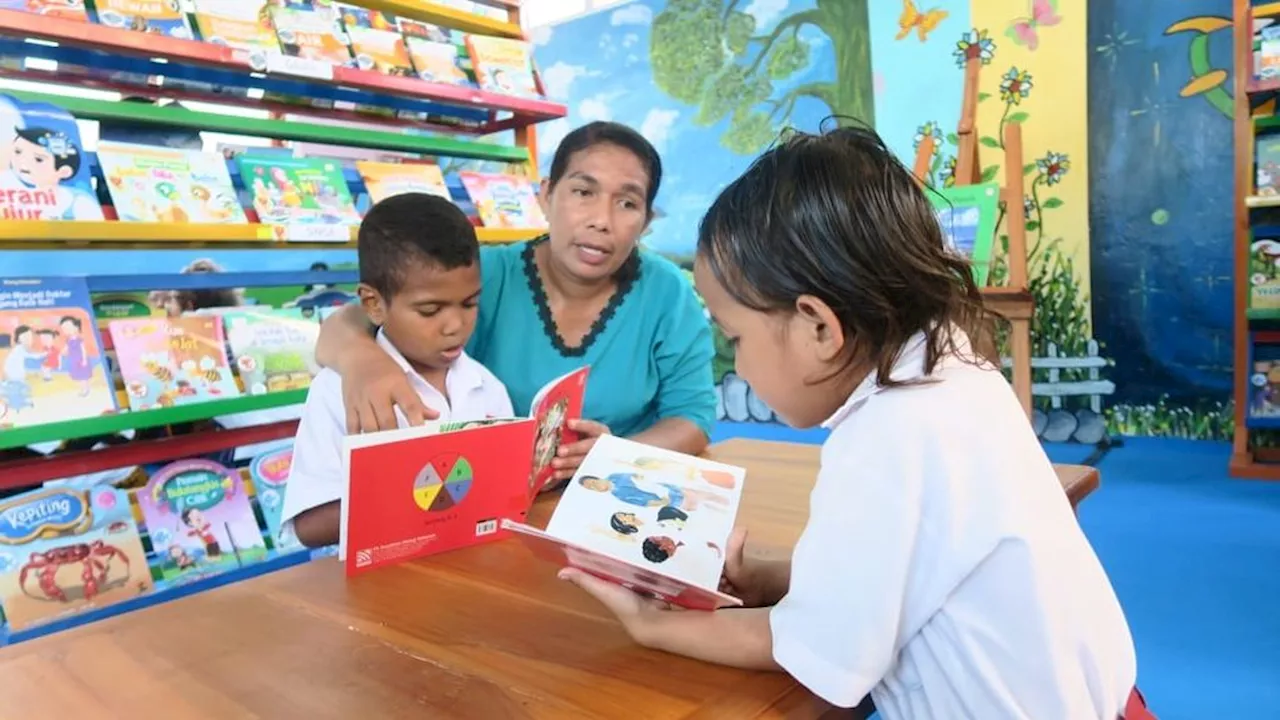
xmin=503 ymin=435 xmax=746 ymax=611
xmin=339 ymin=366 xmax=589 ymax=575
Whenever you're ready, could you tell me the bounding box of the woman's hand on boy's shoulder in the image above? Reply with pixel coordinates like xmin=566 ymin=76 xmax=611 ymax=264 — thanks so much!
xmin=546 ymin=419 xmax=610 ymax=485
xmin=340 ymin=346 xmax=440 ymax=433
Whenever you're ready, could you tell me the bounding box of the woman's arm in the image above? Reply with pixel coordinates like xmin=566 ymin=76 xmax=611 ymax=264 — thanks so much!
xmin=630 ymin=417 xmax=709 ymax=456
xmin=315 ymin=304 xmax=377 ymax=372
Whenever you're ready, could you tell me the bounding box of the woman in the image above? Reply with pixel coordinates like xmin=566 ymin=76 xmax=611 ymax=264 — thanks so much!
xmin=316 ymin=121 xmax=717 ymax=483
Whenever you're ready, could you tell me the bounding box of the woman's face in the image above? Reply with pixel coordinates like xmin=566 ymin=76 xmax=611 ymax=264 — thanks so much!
xmin=540 ymin=143 xmax=651 ymax=283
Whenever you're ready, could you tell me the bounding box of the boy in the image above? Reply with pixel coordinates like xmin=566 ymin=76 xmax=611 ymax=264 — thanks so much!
xmin=281 ymin=194 xmax=514 ymax=548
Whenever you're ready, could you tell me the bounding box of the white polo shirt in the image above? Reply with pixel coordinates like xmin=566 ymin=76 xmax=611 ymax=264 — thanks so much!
xmin=770 ymin=330 xmax=1136 ymax=720
xmin=280 ymin=330 xmax=513 ymax=530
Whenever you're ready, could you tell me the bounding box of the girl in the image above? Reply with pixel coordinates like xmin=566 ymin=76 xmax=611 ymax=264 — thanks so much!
xmin=560 ymin=123 xmax=1148 ymax=720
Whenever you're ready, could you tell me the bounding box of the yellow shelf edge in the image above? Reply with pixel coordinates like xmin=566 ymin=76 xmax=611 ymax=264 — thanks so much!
xmin=358 ymin=0 xmax=523 ymax=37
xmin=1246 ymin=195 xmax=1280 ymax=208
xmin=0 ymin=221 xmax=543 ymax=246
xmin=1257 ymin=2 xmax=1280 ymax=19
xmin=475 ymin=227 xmax=545 ymax=243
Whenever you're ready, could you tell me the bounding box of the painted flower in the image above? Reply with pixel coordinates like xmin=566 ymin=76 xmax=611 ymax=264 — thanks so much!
xmin=1036 ymin=152 xmax=1070 ymax=185
xmin=1024 ymin=195 xmax=1036 ymax=218
xmin=914 ymin=121 xmax=942 ymax=151
xmin=940 ymin=156 xmax=957 ymax=187
xmin=1000 ymin=67 xmax=1033 ymax=104
xmin=954 ymin=29 xmax=996 ymax=68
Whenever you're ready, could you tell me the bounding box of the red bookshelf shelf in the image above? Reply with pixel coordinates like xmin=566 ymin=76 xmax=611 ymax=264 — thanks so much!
xmin=0 ymin=9 xmax=564 ymax=132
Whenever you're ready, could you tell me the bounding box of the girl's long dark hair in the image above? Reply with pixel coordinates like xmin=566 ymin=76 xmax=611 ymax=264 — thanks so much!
xmin=696 ymin=119 xmax=994 ymax=386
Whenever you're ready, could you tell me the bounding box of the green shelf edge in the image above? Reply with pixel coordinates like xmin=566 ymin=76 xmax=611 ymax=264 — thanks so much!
xmin=1256 ymin=115 xmax=1280 ymax=132
xmin=0 ymin=389 xmax=307 ymax=450
xmin=7 ymin=90 xmax=529 ymax=163
xmin=1247 ymin=308 xmax=1280 ymax=321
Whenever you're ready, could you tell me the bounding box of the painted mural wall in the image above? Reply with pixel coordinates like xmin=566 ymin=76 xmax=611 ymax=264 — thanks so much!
xmin=536 ymin=0 xmax=1238 ymax=440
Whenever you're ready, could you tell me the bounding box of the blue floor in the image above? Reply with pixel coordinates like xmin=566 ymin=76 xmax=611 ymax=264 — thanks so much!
xmin=713 ymin=424 xmax=1280 ymax=720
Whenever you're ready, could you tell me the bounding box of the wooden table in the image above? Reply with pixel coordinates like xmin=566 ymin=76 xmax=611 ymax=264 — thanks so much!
xmin=0 ymin=439 xmax=1097 ymax=719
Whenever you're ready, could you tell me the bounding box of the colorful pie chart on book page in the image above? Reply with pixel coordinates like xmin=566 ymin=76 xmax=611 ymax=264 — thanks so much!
xmin=412 ymin=454 xmax=474 ymax=512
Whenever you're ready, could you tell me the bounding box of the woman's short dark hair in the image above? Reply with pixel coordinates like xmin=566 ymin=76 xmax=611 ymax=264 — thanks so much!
xmin=547 ymin=121 xmax=662 ymax=215
xmin=696 ymin=118 xmax=992 ymax=386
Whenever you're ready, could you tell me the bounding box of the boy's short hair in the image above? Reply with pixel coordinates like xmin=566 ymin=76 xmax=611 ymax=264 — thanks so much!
xmin=358 ymin=193 xmax=478 ymax=299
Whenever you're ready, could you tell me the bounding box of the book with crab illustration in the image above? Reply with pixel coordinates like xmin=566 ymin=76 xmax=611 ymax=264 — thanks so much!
xmin=133 ymin=458 xmax=269 ymax=587
xmin=107 ymin=316 xmax=241 ymax=411
xmin=0 ymin=484 xmax=152 ymax=632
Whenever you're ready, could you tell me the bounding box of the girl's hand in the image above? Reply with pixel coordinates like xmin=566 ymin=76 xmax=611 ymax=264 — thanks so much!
xmin=557 ymin=568 xmax=672 ymax=645
xmin=548 ymin=419 xmax=610 ymax=485
xmin=341 ymin=346 xmax=440 ymax=433
xmin=718 ymin=528 xmax=782 ymax=608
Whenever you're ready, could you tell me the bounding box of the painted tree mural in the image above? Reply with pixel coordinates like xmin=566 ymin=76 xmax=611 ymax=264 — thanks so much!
xmin=649 ymin=0 xmax=873 ymax=154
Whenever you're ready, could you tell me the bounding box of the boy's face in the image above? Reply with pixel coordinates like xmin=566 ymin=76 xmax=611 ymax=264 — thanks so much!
xmin=12 ymin=138 xmax=69 ymax=188
xmin=359 ymin=260 xmax=481 ymax=374
xmin=694 ymin=255 xmax=855 ymax=429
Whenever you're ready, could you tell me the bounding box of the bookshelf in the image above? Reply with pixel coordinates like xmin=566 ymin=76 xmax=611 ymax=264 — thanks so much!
xmin=0 ymin=0 xmax=560 ymax=639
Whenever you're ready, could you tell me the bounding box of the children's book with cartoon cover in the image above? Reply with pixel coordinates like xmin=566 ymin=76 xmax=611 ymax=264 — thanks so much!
xmin=97 ymin=141 xmax=248 ymax=224
xmin=464 ymin=34 xmax=540 ymax=98
xmin=0 ymin=484 xmax=152 ymax=631
xmin=928 ymin=182 xmax=999 ymax=287
xmin=221 ymin=308 xmax=320 ymax=395
xmin=0 ymin=277 xmax=117 ymax=429
xmin=90 ymin=0 xmax=194 ymax=38
xmin=338 ymin=367 xmax=590 ymax=576
xmin=399 ymin=18 xmax=470 ymax=86
xmin=236 ymin=155 xmax=361 ymax=230
xmin=249 ymin=444 xmax=304 ymax=553
xmin=108 ymin=316 xmax=241 ymax=411
xmin=0 ymin=0 xmax=89 ymax=21
xmin=458 ymin=171 xmax=546 ymax=229
xmin=134 ymin=459 xmax=269 ymax=586
xmin=355 ymin=160 xmax=451 ymax=204
xmin=269 ymin=1 xmax=354 ymax=67
xmin=503 ymin=435 xmax=747 ymax=611
xmin=190 ymin=0 xmax=280 ymax=69
xmin=1257 ymin=134 xmax=1280 ymax=197
xmin=0 ymin=93 xmax=104 ymax=221
xmin=336 ymin=3 xmax=413 ymax=75
xmin=1251 ymin=236 xmax=1280 ymax=314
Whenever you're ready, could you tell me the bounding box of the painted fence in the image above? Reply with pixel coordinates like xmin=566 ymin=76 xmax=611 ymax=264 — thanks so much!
xmin=715 ymin=339 xmax=1116 ymax=445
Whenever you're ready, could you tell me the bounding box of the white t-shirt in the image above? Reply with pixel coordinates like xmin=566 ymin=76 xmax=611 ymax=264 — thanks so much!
xmin=769 ymin=330 xmax=1136 ymax=720
xmin=279 ymin=330 xmax=514 ymax=530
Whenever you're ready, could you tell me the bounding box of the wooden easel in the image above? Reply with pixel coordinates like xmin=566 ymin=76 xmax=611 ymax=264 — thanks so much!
xmin=913 ymin=56 xmax=1035 ymax=419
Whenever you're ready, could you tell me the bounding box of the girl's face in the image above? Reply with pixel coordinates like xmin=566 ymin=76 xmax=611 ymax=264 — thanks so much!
xmin=539 ymin=143 xmax=650 ymax=284
xmin=694 ymin=255 xmax=858 ymax=429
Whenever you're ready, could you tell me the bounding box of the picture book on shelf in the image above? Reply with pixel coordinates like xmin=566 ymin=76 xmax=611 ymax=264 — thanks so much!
xmin=90 ymin=0 xmax=194 ymax=38
xmin=237 ymin=155 xmax=361 ymax=230
xmin=339 ymin=366 xmax=590 ymax=576
xmin=464 ymin=34 xmax=540 ymax=98
xmin=399 ymin=19 xmax=470 ymax=86
xmin=108 ymin=316 xmax=240 ymax=411
xmin=0 ymin=93 xmax=104 ymax=221
xmin=337 ymin=4 xmax=413 ymax=75
xmin=97 ymin=141 xmax=248 ymax=224
xmin=1257 ymin=134 xmax=1280 ymax=197
xmin=355 ymin=160 xmax=451 ymax=204
xmin=458 ymin=171 xmax=546 ymax=229
xmin=190 ymin=0 xmax=280 ymax=66
xmin=0 ymin=485 xmax=152 ymax=631
xmin=269 ymin=1 xmax=355 ymax=67
xmin=503 ymin=435 xmax=747 ymax=611
xmin=222 ymin=308 xmax=320 ymax=394
xmin=134 ymin=459 xmax=269 ymax=585
xmin=1250 ymin=237 xmax=1280 ymax=313
xmin=0 ymin=0 xmax=89 ymax=21
xmin=0 ymin=277 xmax=117 ymax=429
xmin=249 ymin=444 xmax=303 ymax=553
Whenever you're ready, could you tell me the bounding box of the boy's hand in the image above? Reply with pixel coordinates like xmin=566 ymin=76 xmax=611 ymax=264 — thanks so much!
xmin=548 ymin=419 xmax=610 ymax=486
xmin=558 ymin=567 xmax=672 ymax=644
xmin=342 ymin=346 xmax=440 ymax=433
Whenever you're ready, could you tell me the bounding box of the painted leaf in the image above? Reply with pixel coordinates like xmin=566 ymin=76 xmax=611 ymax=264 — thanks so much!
xmin=1023 ymin=163 xmax=1037 ymax=175
xmin=946 ymin=132 xmax=960 ymax=145
xmin=1042 ymin=197 xmax=1064 ymax=209
xmin=1007 ymin=112 xmax=1030 ymax=123
xmin=979 ymin=92 xmax=992 ymax=101
xmin=1026 ymin=220 xmax=1041 ymax=231
xmin=980 ymin=137 xmax=1001 ymax=148
xmin=980 ymin=165 xmax=1000 ymax=182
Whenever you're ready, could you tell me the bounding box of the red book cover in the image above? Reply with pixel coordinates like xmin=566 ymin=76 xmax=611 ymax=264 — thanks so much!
xmin=528 ymin=366 xmax=590 ymax=496
xmin=340 ymin=419 xmax=536 ymax=576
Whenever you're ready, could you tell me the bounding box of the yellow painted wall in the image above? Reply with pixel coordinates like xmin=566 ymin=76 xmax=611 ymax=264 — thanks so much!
xmin=971 ymin=1 xmax=1090 ymax=313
